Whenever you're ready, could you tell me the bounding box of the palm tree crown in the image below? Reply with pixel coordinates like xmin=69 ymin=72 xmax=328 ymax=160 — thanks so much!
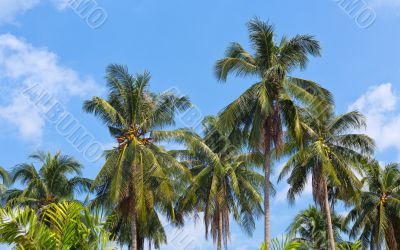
xmin=347 ymin=161 xmax=400 ymax=250
xmin=288 ymin=206 xmax=348 ymax=249
xmin=4 ymin=151 xmax=91 ymax=208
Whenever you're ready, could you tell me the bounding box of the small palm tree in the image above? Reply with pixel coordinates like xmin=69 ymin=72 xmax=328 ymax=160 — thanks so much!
xmin=346 ymin=161 xmax=400 ymax=250
xmin=214 ymin=18 xmax=332 ymax=248
xmin=84 ymin=64 xmax=190 ymax=250
xmin=287 ymin=206 xmax=348 ymax=249
xmin=154 ymin=116 xmax=264 ymax=249
xmin=4 ymin=151 xmax=91 ymax=208
xmin=279 ymin=109 xmax=374 ymax=249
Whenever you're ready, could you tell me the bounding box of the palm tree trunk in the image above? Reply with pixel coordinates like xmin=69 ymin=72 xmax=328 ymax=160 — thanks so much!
xmin=386 ymin=224 xmax=398 ymax=250
xmin=263 ymin=107 xmax=281 ymax=250
xmin=323 ymin=177 xmax=336 ymax=250
xmin=131 ymin=211 xmax=138 ymax=250
xmin=264 ymin=143 xmax=271 ymax=249
xmin=218 ymin=208 xmax=223 ymax=250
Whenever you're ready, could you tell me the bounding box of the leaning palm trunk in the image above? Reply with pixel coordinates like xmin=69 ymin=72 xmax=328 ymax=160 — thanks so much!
xmin=322 ymin=177 xmax=336 ymax=250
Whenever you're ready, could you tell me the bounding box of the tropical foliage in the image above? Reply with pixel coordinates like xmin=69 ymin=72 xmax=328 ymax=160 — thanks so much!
xmin=259 ymin=236 xmax=301 ymax=250
xmin=0 ymin=201 xmax=115 ymax=250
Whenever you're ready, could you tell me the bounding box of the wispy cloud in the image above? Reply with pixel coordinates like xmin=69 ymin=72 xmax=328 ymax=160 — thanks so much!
xmin=371 ymin=0 xmax=400 ymax=7
xmin=349 ymin=83 xmax=400 ymax=159
xmin=0 ymin=34 xmax=101 ymax=141
xmin=0 ymin=0 xmax=40 ymax=25
xmin=0 ymin=0 xmax=78 ymax=25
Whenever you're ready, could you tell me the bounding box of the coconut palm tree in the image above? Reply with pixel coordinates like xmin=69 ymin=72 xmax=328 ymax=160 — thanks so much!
xmin=3 ymin=151 xmax=91 ymax=208
xmin=84 ymin=64 xmax=190 ymax=250
xmin=214 ymin=18 xmax=332 ymax=248
xmin=346 ymin=161 xmax=400 ymax=250
xmin=154 ymin=116 xmax=265 ymax=249
xmin=287 ymin=206 xmax=348 ymax=249
xmin=279 ymin=109 xmax=374 ymax=249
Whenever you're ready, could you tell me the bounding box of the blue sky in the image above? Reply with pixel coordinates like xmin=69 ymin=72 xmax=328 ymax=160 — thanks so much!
xmin=1 ymin=0 xmax=400 ymax=249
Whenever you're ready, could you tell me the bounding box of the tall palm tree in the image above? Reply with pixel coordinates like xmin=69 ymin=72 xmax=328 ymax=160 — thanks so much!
xmin=214 ymin=18 xmax=332 ymax=247
xmin=279 ymin=109 xmax=374 ymax=249
xmin=287 ymin=206 xmax=348 ymax=249
xmin=346 ymin=161 xmax=400 ymax=250
xmin=84 ymin=64 xmax=190 ymax=250
xmin=4 ymin=151 xmax=91 ymax=208
xmin=154 ymin=116 xmax=265 ymax=249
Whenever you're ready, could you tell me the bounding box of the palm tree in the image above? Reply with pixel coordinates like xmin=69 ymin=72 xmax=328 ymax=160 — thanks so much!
xmin=287 ymin=206 xmax=348 ymax=249
xmin=84 ymin=64 xmax=190 ymax=250
xmin=0 ymin=166 xmax=10 ymax=200
xmin=279 ymin=109 xmax=374 ymax=249
xmin=4 ymin=151 xmax=91 ymax=208
xmin=0 ymin=201 xmax=116 ymax=249
xmin=346 ymin=161 xmax=400 ymax=250
xmin=154 ymin=116 xmax=265 ymax=249
xmin=214 ymin=18 xmax=331 ymax=247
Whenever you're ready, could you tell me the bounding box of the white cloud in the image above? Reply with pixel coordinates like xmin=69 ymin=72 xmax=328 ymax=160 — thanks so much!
xmin=160 ymin=215 xmax=207 ymax=250
xmin=349 ymin=83 xmax=400 ymax=159
xmin=0 ymin=0 xmax=40 ymax=24
xmin=0 ymin=93 xmax=44 ymax=140
xmin=371 ymin=0 xmax=400 ymax=7
xmin=0 ymin=0 xmax=74 ymax=25
xmin=0 ymin=34 xmax=100 ymax=141
xmin=51 ymin=0 xmax=71 ymax=11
